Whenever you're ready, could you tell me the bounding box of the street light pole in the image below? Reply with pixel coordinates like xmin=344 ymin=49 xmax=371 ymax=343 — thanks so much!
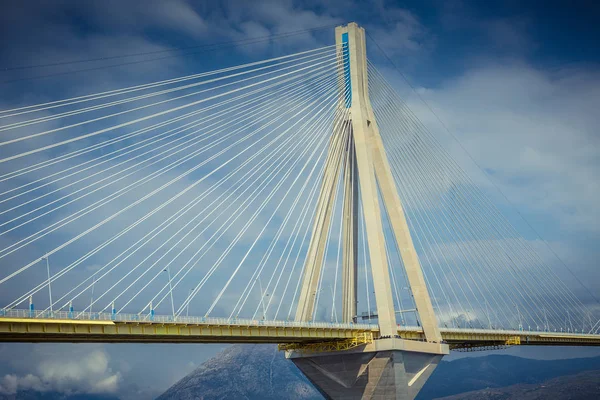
xmin=330 ymin=284 xmax=338 ymax=322
xmin=258 ymin=278 xmax=267 ymax=320
xmin=45 ymin=256 xmax=53 ymax=314
xmin=165 ymin=267 xmax=175 ymax=317
xmin=186 ymin=288 xmax=193 ymax=317
xmin=90 ymin=276 xmax=96 ymax=314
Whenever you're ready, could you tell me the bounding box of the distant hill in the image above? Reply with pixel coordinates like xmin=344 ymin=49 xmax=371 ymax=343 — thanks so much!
xmin=418 ymin=354 xmax=600 ymax=399
xmin=156 ymin=345 xmax=321 ymax=400
xmin=437 ymin=370 xmax=600 ymax=399
xmin=158 ymin=345 xmax=600 ymax=400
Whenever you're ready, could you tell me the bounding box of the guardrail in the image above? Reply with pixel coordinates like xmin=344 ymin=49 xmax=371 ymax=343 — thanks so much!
xmin=5 ymin=309 xmax=594 ymax=338
xmin=0 ymin=308 xmax=377 ymax=331
xmin=440 ymin=327 xmax=600 ymax=338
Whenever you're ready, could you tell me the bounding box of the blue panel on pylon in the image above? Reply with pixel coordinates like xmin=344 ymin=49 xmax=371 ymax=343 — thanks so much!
xmin=342 ymin=32 xmax=351 ymax=108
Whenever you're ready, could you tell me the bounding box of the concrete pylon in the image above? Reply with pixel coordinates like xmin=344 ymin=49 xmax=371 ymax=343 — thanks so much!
xmin=291 ymin=22 xmax=448 ymax=400
xmin=295 ymin=22 xmax=441 ymax=341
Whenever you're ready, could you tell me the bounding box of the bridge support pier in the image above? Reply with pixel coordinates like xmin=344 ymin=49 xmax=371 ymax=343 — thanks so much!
xmin=288 ymin=339 xmax=448 ymax=400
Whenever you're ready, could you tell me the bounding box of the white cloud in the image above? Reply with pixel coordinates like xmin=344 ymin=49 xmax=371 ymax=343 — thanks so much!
xmin=408 ymin=62 xmax=600 ymax=233
xmin=0 ymin=349 xmax=120 ymax=395
xmin=0 ymin=374 xmax=18 ymax=395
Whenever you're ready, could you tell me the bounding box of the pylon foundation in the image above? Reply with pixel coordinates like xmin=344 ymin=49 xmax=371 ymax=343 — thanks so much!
xmin=288 ymin=338 xmax=448 ymax=400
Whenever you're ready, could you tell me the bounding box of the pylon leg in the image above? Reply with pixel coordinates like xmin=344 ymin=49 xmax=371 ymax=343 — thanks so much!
xmin=341 ymin=129 xmax=358 ymax=323
xmin=296 ymin=121 xmax=348 ymax=321
xmin=370 ymin=131 xmax=442 ymax=342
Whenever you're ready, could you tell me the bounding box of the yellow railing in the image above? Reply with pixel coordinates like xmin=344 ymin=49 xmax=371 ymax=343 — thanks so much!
xmin=278 ymin=332 xmax=373 ymax=354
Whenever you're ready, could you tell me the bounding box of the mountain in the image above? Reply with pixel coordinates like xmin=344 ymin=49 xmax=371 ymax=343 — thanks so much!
xmin=158 ymin=345 xmax=600 ymax=400
xmin=437 ymin=370 xmax=600 ymax=399
xmin=156 ymin=345 xmax=321 ymax=400
xmin=417 ymin=354 xmax=600 ymax=399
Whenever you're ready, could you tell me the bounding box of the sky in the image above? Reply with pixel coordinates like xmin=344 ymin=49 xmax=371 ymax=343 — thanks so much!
xmin=0 ymin=0 xmax=599 ymax=398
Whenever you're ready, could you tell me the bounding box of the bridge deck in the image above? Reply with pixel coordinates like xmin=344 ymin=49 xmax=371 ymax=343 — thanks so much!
xmin=1 ymin=310 xmax=599 ymax=347
xmin=0 ymin=310 xmax=376 ymax=344
xmin=403 ymin=326 xmax=600 ymax=349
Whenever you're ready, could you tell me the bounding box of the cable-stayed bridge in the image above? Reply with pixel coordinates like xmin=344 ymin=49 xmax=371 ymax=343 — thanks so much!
xmin=0 ymin=22 xmax=598 ymax=399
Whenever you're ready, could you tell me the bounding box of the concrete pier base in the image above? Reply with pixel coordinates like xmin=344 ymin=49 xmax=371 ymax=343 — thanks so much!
xmin=288 ymin=338 xmax=448 ymax=400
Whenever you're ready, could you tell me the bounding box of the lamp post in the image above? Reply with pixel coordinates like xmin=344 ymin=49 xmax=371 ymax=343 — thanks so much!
xmin=90 ymin=276 xmax=96 ymax=314
xmin=258 ymin=278 xmax=268 ymax=320
xmin=515 ymin=303 xmax=523 ymax=331
xmin=329 ymin=284 xmax=338 ymax=323
xmin=186 ymin=288 xmax=193 ymax=317
xmin=484 ymin=300 xmax=492 ymax=329
xmin=164 ymin=267 xmax=175 ymax=317
xmin=44 ymin=256 xmax=53 ymax=314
